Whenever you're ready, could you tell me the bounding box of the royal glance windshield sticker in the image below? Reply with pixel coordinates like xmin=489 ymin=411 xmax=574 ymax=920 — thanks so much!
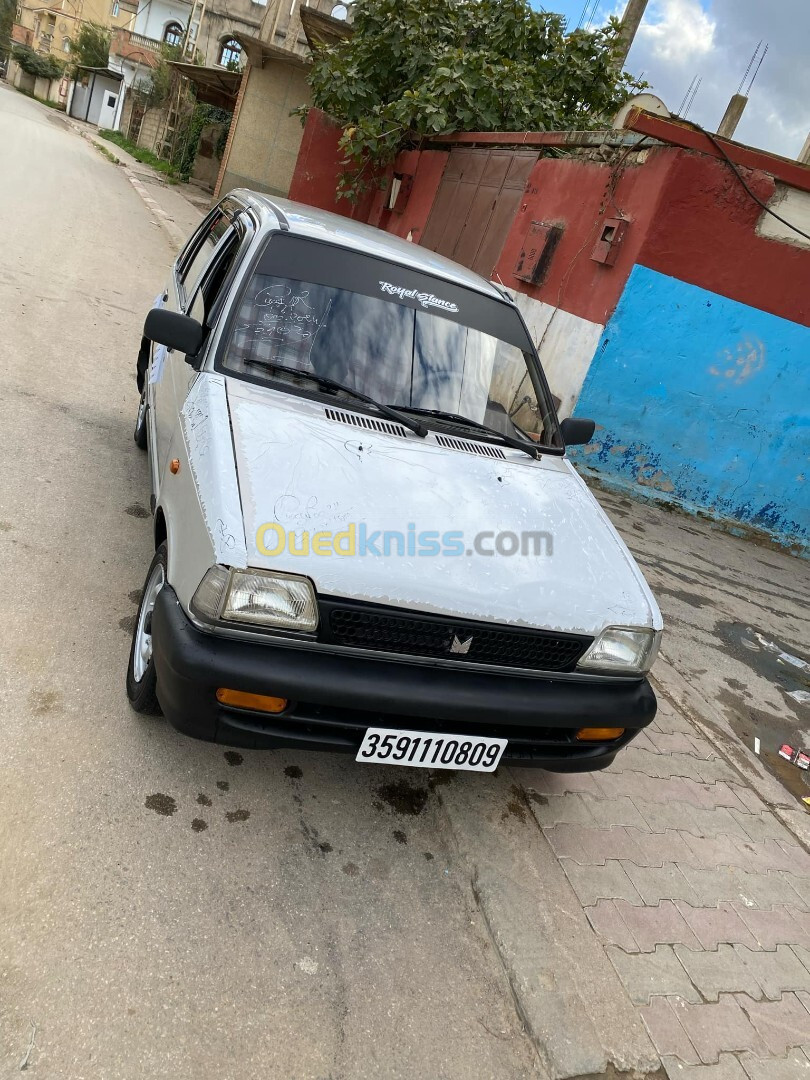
xmin=378 ymin=281 xmax=459 ymax=313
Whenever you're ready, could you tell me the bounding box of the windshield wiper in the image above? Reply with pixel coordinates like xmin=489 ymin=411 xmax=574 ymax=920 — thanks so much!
xmin=395 ymin=407 xmax=540 ymax=459
xmin=240 ymin=359 xmax=428 ymax=438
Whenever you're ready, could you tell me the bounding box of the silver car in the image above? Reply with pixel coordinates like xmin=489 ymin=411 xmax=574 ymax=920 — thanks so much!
xmin=127 ymin=192 xmax=662 ymax=774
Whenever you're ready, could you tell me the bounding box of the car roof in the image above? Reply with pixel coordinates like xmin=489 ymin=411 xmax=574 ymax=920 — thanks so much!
xmin=230 ymin=190 xmax=508 ymax=302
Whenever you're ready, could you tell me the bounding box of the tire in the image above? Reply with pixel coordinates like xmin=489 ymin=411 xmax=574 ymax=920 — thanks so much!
xmin=126 ymin=543 xmax=166 ymax=715
xmin=134 ymin=386 xmax=148 ymax=450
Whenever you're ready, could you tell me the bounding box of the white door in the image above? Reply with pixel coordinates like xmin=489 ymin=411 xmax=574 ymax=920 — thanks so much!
xmin=97 ymin=90 xmax=118 ymax=130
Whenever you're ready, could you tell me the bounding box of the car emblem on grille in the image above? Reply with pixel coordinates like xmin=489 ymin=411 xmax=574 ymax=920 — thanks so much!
xmin=449 ymin=634 xmax=473 ymax=655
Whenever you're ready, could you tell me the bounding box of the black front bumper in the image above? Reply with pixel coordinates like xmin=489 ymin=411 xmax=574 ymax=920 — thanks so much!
xmin=151 ymin=586 xmax=657 ymax=770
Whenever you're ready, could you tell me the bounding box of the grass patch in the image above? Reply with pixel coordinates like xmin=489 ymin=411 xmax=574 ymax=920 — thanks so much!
xmin=94 ymin=141 xmax=120 ymax=164
xmin=98 ymin=129 xmax=179 ymax=178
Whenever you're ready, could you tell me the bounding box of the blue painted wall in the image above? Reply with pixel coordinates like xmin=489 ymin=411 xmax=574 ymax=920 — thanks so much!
xmin=569 ymin=265 xmax=810 ymax=550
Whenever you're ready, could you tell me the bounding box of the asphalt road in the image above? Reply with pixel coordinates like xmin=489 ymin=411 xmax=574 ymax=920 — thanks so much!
xmin=0 ymin=86 xmax=538 ymax=1079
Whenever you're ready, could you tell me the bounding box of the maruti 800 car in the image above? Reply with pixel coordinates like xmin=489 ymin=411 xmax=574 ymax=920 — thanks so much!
xmin=126 ymin=192 xmax=662 ymax=774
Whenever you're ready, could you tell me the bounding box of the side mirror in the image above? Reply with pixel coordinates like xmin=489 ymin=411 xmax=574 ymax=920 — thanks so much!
xmin=144 ymin=307 xmax=204 ymax=358
xmin=560 ymin=417 xmax=596 ymax=446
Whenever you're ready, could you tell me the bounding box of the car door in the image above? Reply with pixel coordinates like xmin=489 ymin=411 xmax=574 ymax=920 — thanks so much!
xmin=148 ymin=205 xmax=240 ymax=493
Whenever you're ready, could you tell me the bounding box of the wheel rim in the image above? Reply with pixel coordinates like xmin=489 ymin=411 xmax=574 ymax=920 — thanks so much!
xmin=135 ymin=390 xmax=147 ymax=434
xmin=133 ymin=562 xmax=164 ymax=683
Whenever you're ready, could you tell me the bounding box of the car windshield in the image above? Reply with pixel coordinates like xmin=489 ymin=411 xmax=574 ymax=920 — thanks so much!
xmin=219 ymin=235 xmax=562 ymax=449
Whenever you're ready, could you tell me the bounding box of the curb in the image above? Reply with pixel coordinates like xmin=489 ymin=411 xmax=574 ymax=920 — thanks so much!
xmin=436 ymin=771 xmax=663 ymax=1079
xmin=127 ymin=172 xmax=188 ymax=253
xmin=66 ymin=119 xmax=187 ymax=253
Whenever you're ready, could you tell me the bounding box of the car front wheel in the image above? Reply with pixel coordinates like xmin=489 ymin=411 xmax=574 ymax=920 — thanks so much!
xmin=126 ymin=543 xmax=166 ymax=714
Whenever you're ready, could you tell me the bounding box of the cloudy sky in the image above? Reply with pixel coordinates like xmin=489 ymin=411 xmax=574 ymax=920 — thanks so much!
xmin=540 ymin=0 xmax=809 ymax=159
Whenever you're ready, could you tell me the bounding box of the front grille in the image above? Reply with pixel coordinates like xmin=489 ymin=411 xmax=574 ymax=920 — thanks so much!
xmin=319 ymin=601 xmax=591 ymax=673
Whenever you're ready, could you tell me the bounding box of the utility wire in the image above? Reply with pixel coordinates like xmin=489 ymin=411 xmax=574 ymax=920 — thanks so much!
xmin=694 ymin=122 xmax=810 ymax=244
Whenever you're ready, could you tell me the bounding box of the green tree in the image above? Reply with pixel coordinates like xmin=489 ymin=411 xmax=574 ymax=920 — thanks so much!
xmin=11 ymin=44 xmax=64 ymax=79
xmin=305 ymin=0 xmax=644 ymax=200
xmin=0 ymin=0 xmax=14 ymax=61
xmin=71 ymin=22 xmax=110 ymax=70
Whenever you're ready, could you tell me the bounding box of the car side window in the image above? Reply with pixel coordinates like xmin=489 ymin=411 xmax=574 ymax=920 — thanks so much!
xmin=187 ymin=227 xmax=240 ymax=328
xmin=179 ymin=211 xmax=231 ymax=304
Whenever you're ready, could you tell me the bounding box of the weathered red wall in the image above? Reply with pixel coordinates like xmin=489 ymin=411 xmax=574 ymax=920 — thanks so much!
xmin=493 ymin=147 xmax=810 ymax=328
xmin=288 ymin=114 xmax=810 ymax=327
xmin=639 ymin=152 xmax=809 ymax=326
xmin=493 ymin=152 xmax=673 ymax=326
xmin=288 ymin=108 xmax=378 ymax=221
xmin=382 ymin=149 xmax=450 ymax=242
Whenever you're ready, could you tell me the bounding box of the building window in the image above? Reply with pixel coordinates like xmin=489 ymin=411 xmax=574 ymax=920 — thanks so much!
xmin=163 ymin=21 xmax=183 ymax=46
xmin=62 ymin=36 xmax=71 ymax=51
xmin=111 ymin=0 xmax=119 ymax=14
xmin=218 ymin=37 xmax=241 ymax=68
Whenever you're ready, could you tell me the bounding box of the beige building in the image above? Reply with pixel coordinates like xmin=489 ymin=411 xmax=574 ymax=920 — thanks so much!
xmin=212 ymin=0 xmax=350 ymax=198
xmin=13 ymin=0 xmax=137 ymax=67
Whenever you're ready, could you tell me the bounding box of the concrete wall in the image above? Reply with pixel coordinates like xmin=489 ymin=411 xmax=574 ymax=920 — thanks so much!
xmin=217 ymin=60 xmax=310 ymax=198
xmin=569 ymin=265 xmax=809 ymax=550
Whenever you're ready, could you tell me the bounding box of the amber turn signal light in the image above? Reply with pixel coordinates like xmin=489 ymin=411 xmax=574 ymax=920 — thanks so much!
xmin=576 ymin=727 xmax=625 ymax=741
xmin=216 ymin=688 xmax=288 ymax=713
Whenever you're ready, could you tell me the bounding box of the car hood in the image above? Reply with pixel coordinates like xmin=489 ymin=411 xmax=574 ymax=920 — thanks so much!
xmin=226 ymin=380 xmax=661 ymax=637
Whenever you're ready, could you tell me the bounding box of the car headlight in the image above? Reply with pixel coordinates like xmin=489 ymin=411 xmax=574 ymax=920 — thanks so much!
xmin=192 ymin=566 xmax=318 ymax=631
xmin=577 ymin=626 xmax=660 ymax=675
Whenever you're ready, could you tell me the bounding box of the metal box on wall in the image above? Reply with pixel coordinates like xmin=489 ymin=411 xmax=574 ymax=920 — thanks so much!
xmin=513 ymin=221 xmax=564 ymax=285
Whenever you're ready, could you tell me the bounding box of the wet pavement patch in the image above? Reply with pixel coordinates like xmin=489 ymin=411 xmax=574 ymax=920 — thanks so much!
xmin=226 ymin=809 xmax=250 ymax=823
xmin=118 ymin=614 xmax=136 ymax=634
xmin=196 ymin=793 xmax=212 ymax=806
xmin=423 ymin=852 xmax=434 ymax=861
xmin=655 ymin=585 xmax=711 ymax=609
xmin=191 ymin=819 xmax=208 ymax=833
xmin=216 ymin=780 xmax=229 ymax=792
xmin=128 ymin=590 xmax=141 ymax=604
xmin=503 ymin=785 xmax=528 ymax=824
xmin=318 ymin=841 xmax=333 ymax=853
xmin=715 ymin=623 xmax=810 ymax=802
xmin=125 ymin=504 xmax=149 ymax=519
xmin=285 ymin=765 xmax=303 ymax=779
xmin=224 ymin=751 xmax=244 ymax=766
xmin=30 ymin=689 xmax=60 ymax=715
xmin=342 ymin=862 xmax=360 ymax=876
xmin=393 ymin=830 xmax=407 ymax=844
xmin=145 ymin=793 xmax=177 ymax=816
xmin=375 ymin=780 xmax=429 ymax=816
xmin=715 ymin=622 xmax=810 ymax=710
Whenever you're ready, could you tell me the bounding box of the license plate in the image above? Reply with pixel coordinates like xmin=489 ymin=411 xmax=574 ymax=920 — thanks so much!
xmin=356 ymin=727 xmax=507 ymax=772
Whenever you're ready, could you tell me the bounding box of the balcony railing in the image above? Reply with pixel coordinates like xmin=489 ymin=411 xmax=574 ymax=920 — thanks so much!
xmin=127 ymin=30 xmax=163 ymax=51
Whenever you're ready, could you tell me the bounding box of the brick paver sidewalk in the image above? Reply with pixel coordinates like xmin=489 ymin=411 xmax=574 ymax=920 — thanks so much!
xmin=522 ymin=695 xmax=810 ymax=1080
